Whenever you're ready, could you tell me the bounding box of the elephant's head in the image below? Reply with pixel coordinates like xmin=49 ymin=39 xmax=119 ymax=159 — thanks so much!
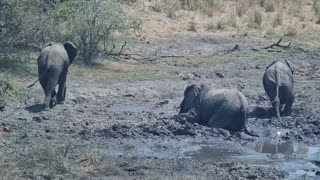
xmin=284 ymin=60 xmax=295 ymax=74
xmin=179 ymin=84 xmax=202 ymax=114
xmin=64 ymin=41 xmax=78 ymax=65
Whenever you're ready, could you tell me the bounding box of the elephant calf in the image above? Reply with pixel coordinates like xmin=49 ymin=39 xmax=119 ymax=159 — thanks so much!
xmin=178 ymin=84 xmax=258 ymax=137
xmin=263 ymin=60 xmax=295 ymax=119
xmin=28 ymin=41 xmax=78 ymax=110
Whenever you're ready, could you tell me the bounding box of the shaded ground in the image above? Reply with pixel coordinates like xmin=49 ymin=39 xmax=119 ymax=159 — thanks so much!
xmin=1 ymin=34 xmax=320 ymax=179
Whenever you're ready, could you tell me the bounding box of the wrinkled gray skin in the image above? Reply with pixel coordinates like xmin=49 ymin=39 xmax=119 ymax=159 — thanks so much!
xmin=178 ymin=84 xmax=258 ymax=137
xmin=263 ymin=60 xmax=295 ymax=119
xmin=37 ymin=41 xmax=77 ymax=110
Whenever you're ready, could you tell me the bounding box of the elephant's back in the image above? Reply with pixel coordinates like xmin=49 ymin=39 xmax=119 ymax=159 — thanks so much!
xmin=203 ymin=89 xmax=246 ymax=111
xmin=203 ymin=88 xmax=248 ymax=131
xmin=263 ymin=61 xmax=293 ymax=86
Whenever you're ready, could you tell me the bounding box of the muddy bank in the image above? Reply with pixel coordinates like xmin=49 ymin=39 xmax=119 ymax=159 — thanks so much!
xmin=1 ymin=34 xmax=320 ymax=179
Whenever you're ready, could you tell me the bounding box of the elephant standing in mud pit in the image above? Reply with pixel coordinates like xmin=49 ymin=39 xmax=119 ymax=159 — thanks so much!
xmin=28 ymin=41 xmax=78 ymax=110
xmin=263 ymin=60 xmax=295 ymax=120
xmin=177 ymin=84 xmax=258 ymax=137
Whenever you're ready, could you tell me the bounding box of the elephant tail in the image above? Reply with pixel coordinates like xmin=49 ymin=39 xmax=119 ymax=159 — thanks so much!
xmin=239 ymin=94 xmax=259 ymax=137
xmin=26 ymin=69 xmax=48 ymax=88
xmin=275 ymin=63 xmax=280 ymax=102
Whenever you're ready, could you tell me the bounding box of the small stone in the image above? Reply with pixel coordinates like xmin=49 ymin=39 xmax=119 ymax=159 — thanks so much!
xmin=215 ymin=72 xmax=224 ymax=78
xmin=33 ymin=116 xmax=42 ymax=123
xmin=18 ymin=117 xmax=27 ymax=121
xmin=183 ymin=73 xmax=195 ymax=80
xmin=3 ymin=127 xmax=11 ymax=133
xmin=45 ymin=129 xmax=50 ymax=133
xmin=255 ymin=65 xmax=263 ymax=69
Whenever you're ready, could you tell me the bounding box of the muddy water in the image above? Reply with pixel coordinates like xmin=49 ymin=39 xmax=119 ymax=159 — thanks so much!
xmin=187 ymin=141 xmax=320 ymax=179
xmin=104 ymin=138 xmax=320 ymax=179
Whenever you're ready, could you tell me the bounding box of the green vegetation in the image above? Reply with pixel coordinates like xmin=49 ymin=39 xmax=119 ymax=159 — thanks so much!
xmin=0 ymin=74 xmax=24 ymax=103
xmin=0 ymin=0 xmax=141 ymax=65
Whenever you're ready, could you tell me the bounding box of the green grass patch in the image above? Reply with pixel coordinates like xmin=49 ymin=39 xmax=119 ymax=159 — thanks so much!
xmin=0 ymin=52 xmax=36 ymax=77
xmin=0 ymin=74 xmax=24 ymax=102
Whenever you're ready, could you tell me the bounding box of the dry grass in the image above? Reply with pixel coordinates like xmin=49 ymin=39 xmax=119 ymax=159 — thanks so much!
xmin=264 ymin=1 xmax=276 ymax=12
xmin=248 ymin=8 xmax=263 ymax=29
xmin=122 ymin=0 xmax=320 ymax=40
xmin=187 ymin=21 xmax=197 ymax=32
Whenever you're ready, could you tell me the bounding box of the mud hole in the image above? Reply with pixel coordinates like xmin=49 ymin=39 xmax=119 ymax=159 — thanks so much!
xmin=1 ymin=35 xmax=320 ymax=179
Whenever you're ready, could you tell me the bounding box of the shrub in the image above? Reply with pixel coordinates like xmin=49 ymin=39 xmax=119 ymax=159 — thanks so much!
xmin=248 ymin=9 xmax=262 ymax=28
xmin=187 ymin=21 xmax=197 ymax=32
xmin=273 ymin=12 xmax=283 ymax=27
xmin=264 ymin=1 xmax=275 ymax=12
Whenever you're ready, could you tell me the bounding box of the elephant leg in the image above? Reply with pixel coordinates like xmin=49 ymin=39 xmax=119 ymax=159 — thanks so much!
xmin=284 ymin=97 xmax=294 ymax=116
xmin=50 ymin=90 xmax=57 ymax=108
xmin=271 ymin=97 xmax=281 ymax=120
xmin=207 ymin=109 xmax=228 ymax=129
xmin=178 ymin=109 xmax=197 ymax=123
xmin=43 ymin=72 xmax=59 ymax=110
xmin=57 ymin=73 xmax=67 ymax=104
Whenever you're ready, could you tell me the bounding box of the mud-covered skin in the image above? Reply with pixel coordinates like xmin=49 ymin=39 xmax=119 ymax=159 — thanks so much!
xmin=263 ymin=60 xmax=295 ymax=119
xmin=178 ymin=84 xmax=258 ymax=136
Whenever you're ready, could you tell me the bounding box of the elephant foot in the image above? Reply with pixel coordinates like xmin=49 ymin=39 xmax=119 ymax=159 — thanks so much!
xmin=43 ymin=106 xmax=50 ymax=111
xmin=57 ymin=100 xmax=64 ymax=105
xmin=284 ymin=111 xmax=292 ymax=116
xmin=50 ymin=100 xmax=57 ymax=108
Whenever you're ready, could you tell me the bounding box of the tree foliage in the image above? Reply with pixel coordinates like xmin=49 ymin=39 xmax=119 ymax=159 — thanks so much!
xmin=0 ymin=0 xmax=142 ymax=64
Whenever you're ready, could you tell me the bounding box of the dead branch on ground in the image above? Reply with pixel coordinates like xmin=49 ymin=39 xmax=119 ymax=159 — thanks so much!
xmin=262 ymin=37 xmax=291 ymax=49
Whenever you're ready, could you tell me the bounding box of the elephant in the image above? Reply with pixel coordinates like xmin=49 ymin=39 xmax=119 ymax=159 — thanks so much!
xmin=263 ymin=60 xmax=295 ymax=119
xmin=28 ymin=41 xmax=78 ymax=110
xmin=177 ymin=83 xmax=258 ymax=137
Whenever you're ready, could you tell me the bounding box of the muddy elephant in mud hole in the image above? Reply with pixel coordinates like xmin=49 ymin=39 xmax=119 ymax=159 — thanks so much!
xmin=28 ymin=41 xmax=78 ymax=110
xmin=263 ymin=60 xmax=295 ymax=120
xmin=177 ymin=83 xmax=258 ymax=137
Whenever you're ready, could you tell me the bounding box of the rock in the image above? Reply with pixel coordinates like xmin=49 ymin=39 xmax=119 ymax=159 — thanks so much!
xmin=192 ymin=72 xmax=201 ymax=78
xmin=33 ymin=116 xmax=42 ymax=123
xmin=72 ymin=96 xmax=87 ymax=104
xmin=255 ymin=65 xmax=263 ymax=69
xmin=183 ymin=73 xmax=195 ymax=80
xmin=0 ymin=105 xmax=5 ymax=112
xmin=215 ymin=72 xmax=224 ymax=78
xmin=3 ymin=127 xmax=11 ymax=133
xmin=205 ymin=73 xmax=215 ymax=79
xmin=156 ymin=100 xmax=169 ymax=106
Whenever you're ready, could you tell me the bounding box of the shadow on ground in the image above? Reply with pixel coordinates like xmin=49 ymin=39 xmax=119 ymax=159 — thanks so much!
xmin=25 ymin=104 xmax=45 ymax=113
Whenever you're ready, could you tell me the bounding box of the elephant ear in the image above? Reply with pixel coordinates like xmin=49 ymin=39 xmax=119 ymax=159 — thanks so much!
xmin=284 ymin=60 xmax=295 ymax=74
xmin=42 ymin=42 xmax=55 ymax=49
xmin=265 ymin=60 xmax=277 ymax=70
xmin=64 ymin=41 xmax=78 ymax=65
xmin=193 ymin=85 xmax=201 ymax=97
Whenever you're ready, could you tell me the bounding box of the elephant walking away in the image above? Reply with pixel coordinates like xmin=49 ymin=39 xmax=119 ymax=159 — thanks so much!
xmin=28 ymin=41 xmax=78 ymax=110
xmin=178 ymin=84 xmax=258 ymax=137
xmin=263 ymin=60 xmax=295 ymax=120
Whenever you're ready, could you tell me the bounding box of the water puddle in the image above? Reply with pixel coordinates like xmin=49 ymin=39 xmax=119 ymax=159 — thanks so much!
xmin=103 ymin=138 xmax=320 ymax=179
xmin=186 ymin=141 xmax=320 ymax=179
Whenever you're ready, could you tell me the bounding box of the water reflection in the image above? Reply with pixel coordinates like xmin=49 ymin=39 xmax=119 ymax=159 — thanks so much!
xmin=253 ymin=142 xmax=309 ymax=155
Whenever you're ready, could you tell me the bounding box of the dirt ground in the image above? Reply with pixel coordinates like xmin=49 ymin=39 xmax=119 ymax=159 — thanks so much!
xmin=1 ymin=34 xmax=320 ymax=179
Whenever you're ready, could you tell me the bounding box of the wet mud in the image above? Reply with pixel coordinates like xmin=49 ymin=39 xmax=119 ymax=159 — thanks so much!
xmin=1 ymin=35 xmax=320 ymax=179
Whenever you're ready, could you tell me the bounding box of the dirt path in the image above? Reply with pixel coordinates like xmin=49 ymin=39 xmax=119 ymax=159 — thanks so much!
xmin=1 ymin=35 xmax=320 ymax=179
